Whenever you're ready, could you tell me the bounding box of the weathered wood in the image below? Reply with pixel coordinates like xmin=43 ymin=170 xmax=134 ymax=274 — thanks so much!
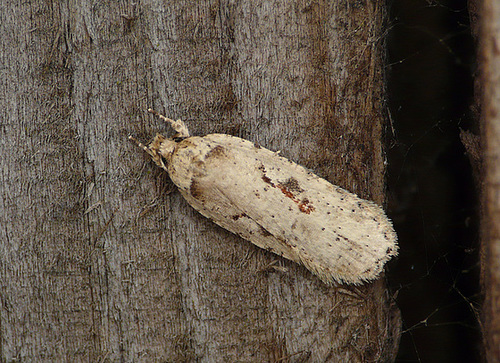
xmin=0 ymin=0 xmax=400 ymax=361
xmin=480 ymin=0 xmax=500 ymax=360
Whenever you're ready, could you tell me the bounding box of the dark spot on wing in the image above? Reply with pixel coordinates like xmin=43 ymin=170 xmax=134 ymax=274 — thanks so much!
xmin=232 ymin=213 xmax=248 ymax=221
xmin=280 ymin=177 xmax=303 ymax=194
xmin=298 ymin=198 xmax=314 ymax=214
xmin=190 ymin=180 xmax=205 ymax=201
xmin=206 ymin=145 xmax=227 ymax=159
xmin=258 ymin=164 xmax=274 ymax=185
xmin=259 ymin=226 xmax=273 ymax=237
xmin=277 ymin=183 xmax=293 ymax=198
xmin=258 ymin=163 xmax=314 ymax=214
xmin=262 ymin=175 xmax=273 ymax=185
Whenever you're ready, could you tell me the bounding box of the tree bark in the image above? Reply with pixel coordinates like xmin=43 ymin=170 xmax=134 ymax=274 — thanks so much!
xmin=0 ymin=0 xmax=400 ymax=361
xmin=480 ymin=0 xmax=500 ymax=361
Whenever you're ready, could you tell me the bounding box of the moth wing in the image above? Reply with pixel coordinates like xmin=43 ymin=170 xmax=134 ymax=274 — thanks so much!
xmin=173 ymin=134 xmax=397 ymax=284
xmin=180 ymin=182 xmax=299 ymax=263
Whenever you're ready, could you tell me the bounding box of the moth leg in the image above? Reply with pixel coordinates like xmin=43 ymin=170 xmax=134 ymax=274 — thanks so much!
xmin=148 ymin=108 xmax=190 ymax=138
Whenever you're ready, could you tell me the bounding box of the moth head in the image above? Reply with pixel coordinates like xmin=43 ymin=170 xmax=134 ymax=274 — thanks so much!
xmin=128 ymin=109 xmax=191 ymax=172
xmin=128 ymin=134 xmax=170 ymax=171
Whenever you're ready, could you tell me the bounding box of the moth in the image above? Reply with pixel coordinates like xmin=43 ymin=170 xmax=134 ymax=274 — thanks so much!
xmin=129 ymin=109 xmax=398 ymax=285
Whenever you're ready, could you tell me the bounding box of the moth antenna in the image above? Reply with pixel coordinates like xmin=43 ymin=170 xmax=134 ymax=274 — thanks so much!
xmin=128 ymin=135 xmax=155 ymax=158
xmin=148 ymin=108 xmax=190 ymax=138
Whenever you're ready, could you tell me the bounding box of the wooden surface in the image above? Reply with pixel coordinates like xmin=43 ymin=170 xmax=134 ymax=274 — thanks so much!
xmin=0 ymin=1 xmax=400 ymax=361
xmin=481 ymin=0 xmax=500 ymax=360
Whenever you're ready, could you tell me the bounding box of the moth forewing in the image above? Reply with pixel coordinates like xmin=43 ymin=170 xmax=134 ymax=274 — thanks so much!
xmin=130 ymin=111 xmax=398 ymax=285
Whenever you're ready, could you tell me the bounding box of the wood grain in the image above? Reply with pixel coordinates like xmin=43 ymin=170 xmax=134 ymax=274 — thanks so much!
xmin=0 ymin=0 xmax=400 ymax=361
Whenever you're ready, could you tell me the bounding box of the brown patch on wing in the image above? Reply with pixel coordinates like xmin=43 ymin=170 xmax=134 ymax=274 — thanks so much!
xmin=262 ymin=175 xmax=273 ymax=185
xmin=206 ymin=145 xmax=227 ymax=159
xmin=298 ymin=198 xmax=315 ymax=214
xmin=276 ymin=182 xmax=315 ymax=214
xmin=258 ymin=165 xmax=315 ymax=214
xmin=232 ymin=213 xmax=248 ymax=221
xmin=259 ymin=164 xmax=274 ymax=185
xmin=190 ymin=180 xmax=205 ymax=201
xmin=277 ymin=183 xmax=294 ymax=199
xmin=280 ymin=177 xmax=304 ymax=194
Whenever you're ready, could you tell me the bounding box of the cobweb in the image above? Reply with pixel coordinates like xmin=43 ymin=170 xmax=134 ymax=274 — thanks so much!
xmin=386 ymin=0 xmax=481 ymax=361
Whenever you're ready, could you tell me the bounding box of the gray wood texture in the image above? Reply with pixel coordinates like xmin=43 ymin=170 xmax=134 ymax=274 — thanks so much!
xmin=0 ymin=1 xmax=400 ymax=361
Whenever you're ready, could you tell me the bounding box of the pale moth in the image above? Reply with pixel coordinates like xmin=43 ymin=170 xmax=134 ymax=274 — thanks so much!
xmin=129 ymin=110 xmax=398 ymax=285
